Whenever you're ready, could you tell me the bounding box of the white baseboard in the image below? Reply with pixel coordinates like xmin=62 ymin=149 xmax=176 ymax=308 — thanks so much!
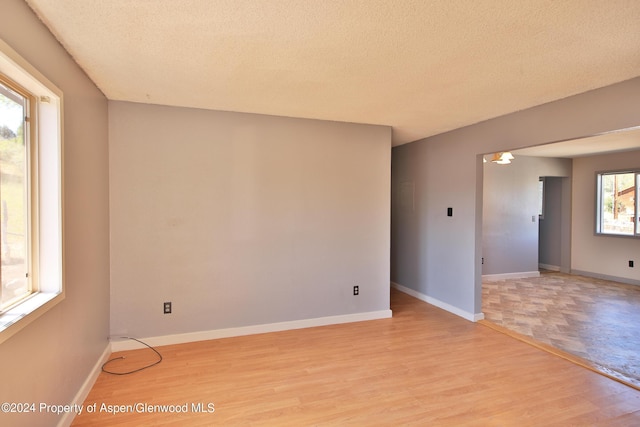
xmin=111 ymin=309 xmax=393 ymax=351
xmin=57 ymin=343 xmax=111 ymax=427
xmin=539 ymin=263 xmax=560 ymax=271
xmin=391 ymin=282 xmax=483 ymax=322
xmin=482 ymin=271 xmax=540 ymax=281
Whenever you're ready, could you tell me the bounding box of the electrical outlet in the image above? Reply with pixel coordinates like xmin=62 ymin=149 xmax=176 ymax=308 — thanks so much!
xmin=629 ymin=260 xmax=635 ymax=268
xmin=164 ymin=302 xmax=172 ymax=314
xmin=353 ymin=286 xmax=359 ymax=296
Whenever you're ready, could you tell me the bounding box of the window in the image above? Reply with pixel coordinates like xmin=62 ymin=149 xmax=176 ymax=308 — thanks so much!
xmin=596 ymin=171 xmax=639 ymax=236
xmin=0 ymin=38 xmax=63 ymax=344
xmin=0 ymin=77 xmax=33 ymax=310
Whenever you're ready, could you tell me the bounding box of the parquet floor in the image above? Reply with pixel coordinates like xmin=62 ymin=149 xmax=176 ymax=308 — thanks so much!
xmin=483 ymin=271 xmax=640 ymax=389
xmin=71 ymin=288 xmax=640 ymax=426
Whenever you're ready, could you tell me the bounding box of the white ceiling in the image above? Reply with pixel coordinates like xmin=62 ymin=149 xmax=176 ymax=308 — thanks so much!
xmin=512 ymin=127 xmax=640 ymax=158
xmin=25 ymin=0 xmax=640 ymax=146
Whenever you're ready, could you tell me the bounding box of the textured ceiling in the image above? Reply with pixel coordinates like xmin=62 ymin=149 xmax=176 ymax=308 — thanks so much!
xmin=25 ymin=0 xmax=640 ymax=146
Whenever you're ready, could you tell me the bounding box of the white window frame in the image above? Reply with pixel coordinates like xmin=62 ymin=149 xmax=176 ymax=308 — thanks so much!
xmin=0 ymin=38 xmax=64 ymax=344
xmin=596 ymin=169 xmax=639 ymax=237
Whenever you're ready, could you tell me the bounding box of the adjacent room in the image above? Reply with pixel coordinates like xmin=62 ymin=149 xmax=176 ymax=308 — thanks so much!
xmin=480 ymin=131 xmax=640 ymax=388
xmin=1 ymin=1 xmax=640 ymax=426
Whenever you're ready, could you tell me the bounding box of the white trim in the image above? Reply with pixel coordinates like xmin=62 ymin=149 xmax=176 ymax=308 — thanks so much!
xmin=110 ymin=310 xmax=393 ymax=351
xmin=481 ymin=271 xmax=540 ymax=281
xmin=57 ymin=344 xmax=111 ymax=427
xmin=391 ymin=282 xmax=483 ymax=322
xmin=539 ymin=263 xmax=560 ymax=271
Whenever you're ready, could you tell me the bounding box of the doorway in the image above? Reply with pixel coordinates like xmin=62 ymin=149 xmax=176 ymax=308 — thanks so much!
xmin=538 ymin=176 xmax=571 ymax=273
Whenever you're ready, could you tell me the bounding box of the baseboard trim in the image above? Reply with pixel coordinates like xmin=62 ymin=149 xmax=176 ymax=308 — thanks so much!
xmin=482 ymin=271 xmax=540 ymax=281
xmin=571 ymin=269 xmax=640 ymax=287
xmin=57 ymin=343 xmax=111 ymax=427
xmin=391 ymin=282 xmax=483 ymax=322
xmin=110 ymin=309 xmax=393 ymax=351
xmin=539 ymin=263 xmax=560 ymax=271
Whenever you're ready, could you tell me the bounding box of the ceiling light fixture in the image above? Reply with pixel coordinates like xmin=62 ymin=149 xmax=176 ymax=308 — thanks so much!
xmin=490 ymin=151 xmax=514 ymax=164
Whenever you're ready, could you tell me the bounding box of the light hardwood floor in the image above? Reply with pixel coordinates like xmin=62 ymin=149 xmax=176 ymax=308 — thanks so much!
xmin=72 ymin=289 xmax=640 ymax=426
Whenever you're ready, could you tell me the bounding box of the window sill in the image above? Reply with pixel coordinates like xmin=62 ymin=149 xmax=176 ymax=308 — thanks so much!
xmin=0 ymin=291 xmax=64 ymax=344
xmin=596 ymin=232 xmax=640 ymax=239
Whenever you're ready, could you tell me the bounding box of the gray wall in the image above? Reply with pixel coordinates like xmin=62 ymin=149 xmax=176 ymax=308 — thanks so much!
xmin=109 ymin=101 xmax=391 ymax=339
xmin=391 ymin=76 xmax=640 ymax=317
xmin=482 ymin=156 xmax=571 ymax=275
xmin=0 ymin=1 xmax=110 ymax=426
xmin=539 ymin=176 xmax=566 ymax=269
xmin=572 ymin=149 xmax=640 ymax=283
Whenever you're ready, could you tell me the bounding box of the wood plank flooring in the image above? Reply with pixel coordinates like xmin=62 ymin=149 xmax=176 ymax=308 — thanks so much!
xmin=72 ymin=288 xmax=640 ymax=426
xmin=483 ymin=271 xmax=640 ymax=389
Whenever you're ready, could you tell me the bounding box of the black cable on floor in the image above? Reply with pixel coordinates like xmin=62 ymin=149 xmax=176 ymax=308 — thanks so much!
xmin=102 ymin=337 xmax=163 ymax=375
